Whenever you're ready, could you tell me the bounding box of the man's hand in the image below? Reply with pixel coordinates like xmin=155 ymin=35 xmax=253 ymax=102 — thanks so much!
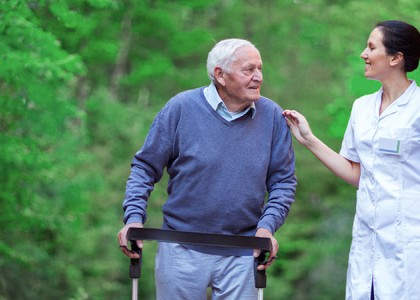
xmin=253 ymin=228 xmax=279 ymax=270
xmin=117 ymin=222 xmax=143 ymax=258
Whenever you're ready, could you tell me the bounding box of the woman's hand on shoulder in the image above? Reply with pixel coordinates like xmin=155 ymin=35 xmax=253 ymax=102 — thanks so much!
xmin=282 ymin=109 xmax=314 ymax=146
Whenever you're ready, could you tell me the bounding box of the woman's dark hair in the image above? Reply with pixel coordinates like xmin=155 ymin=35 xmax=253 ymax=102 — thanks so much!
xmin=375 ymin=20 xmax=420 ymax=72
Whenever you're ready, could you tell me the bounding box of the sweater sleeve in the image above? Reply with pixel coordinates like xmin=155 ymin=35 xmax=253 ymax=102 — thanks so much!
xmin=257 ymin=106 xmax=297 ymax=233
xmin=122 ymin=103 xmax=176 ymax=224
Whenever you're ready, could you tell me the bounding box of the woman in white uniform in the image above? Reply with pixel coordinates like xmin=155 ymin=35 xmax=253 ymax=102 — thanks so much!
xmin=283 ymin=20 xmax=420 ymax=299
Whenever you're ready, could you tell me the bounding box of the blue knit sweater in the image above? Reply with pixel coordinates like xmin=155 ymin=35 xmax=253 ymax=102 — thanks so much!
xmin=123 ymin=87 xmax=297 ymax=255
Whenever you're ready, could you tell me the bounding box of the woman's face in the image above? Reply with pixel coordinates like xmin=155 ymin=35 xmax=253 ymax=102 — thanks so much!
xmin=360 ymin=27 xmax=392 ymax=81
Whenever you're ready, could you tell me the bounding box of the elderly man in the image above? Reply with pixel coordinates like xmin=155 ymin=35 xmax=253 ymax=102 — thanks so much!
xmin=118 ymin=38 xmax=297 ymax=299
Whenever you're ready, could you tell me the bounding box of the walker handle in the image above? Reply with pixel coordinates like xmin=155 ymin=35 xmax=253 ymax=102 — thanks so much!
xmin=129 ymin=241 xmax=142 ymax=279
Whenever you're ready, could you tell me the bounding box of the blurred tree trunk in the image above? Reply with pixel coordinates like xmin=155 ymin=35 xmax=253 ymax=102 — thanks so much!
xmin=109 ymin=11 xmax=132 ymax=100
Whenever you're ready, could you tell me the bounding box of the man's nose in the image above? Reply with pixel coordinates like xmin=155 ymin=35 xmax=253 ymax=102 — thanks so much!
xmin=253 ymin=69 xmax=263 ymax=81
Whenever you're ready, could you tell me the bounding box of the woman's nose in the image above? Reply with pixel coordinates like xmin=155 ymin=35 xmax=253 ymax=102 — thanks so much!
xmin=360 ymin=49 xmax=368 ymax=59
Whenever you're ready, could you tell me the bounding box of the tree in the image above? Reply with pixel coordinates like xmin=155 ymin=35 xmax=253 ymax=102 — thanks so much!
xmin=0 ymin=1 xmax=95 ymax=298
xmin=1 ymin=0 xmax=419 ymax=299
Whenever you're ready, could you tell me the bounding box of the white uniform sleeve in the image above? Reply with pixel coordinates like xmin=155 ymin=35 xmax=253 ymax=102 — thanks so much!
xmin=339 ymin=100 xmax=360 ymax=163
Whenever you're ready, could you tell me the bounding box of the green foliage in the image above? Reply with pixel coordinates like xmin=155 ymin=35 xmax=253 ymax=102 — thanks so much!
xmin=1 ymin=0 xmax=420 ymax=299
xmin=0 ymin=1 xmax=98 ymax=298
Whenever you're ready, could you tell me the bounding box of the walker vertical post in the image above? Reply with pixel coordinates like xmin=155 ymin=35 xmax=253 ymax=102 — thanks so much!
xmin=132 ymin=279 xmax=138 ymax=300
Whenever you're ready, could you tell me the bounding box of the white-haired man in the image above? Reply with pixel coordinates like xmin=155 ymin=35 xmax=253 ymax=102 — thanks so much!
xmin=118 ymin=38 xmax=297 ymax=299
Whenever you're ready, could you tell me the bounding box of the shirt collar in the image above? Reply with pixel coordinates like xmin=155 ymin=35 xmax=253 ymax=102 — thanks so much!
xmin=204 ymin=82 xmax=256 ymax=119
xmin=397 ymin=80 xmax=417 ymax=106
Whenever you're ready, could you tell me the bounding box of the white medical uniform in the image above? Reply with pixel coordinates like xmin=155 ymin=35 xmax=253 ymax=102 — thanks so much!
xmin=340 ymin=80 xmax=420 ymax=300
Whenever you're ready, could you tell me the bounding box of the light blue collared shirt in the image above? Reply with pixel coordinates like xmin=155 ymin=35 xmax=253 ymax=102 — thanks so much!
xmin=203 ymin=82 xmax=256 ymax=121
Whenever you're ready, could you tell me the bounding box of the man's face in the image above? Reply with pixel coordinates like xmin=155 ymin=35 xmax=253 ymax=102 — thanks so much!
xmin=218 ymin=45 xmax=263 ymax=110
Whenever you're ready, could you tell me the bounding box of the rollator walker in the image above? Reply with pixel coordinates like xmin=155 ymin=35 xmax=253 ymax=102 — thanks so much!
xmin=127 ymin=228 xmax=273 ymax=300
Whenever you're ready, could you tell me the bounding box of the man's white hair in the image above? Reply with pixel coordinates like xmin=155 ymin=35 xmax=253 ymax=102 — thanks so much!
xmin=206 ymin=38 xmax=258 ymax=81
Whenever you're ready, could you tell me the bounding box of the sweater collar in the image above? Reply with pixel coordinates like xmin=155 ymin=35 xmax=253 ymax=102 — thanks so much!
xmin=204 ymin=82 xmax=256 ymax=119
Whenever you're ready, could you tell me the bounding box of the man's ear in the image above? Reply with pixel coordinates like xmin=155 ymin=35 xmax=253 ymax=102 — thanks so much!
xmin=214 ymin=67 xmax=226 ymax=86
xmin=390 ymin=52 xmax=404 ymax=67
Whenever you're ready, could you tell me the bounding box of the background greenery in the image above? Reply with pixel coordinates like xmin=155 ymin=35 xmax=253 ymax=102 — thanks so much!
xmin=1 ymin=0 xmax=419 ymax=299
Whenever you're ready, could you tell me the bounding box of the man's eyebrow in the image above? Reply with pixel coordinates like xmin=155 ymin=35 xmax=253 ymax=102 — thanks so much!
xmin=243 ymin=62 xmax=262 ymax=68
